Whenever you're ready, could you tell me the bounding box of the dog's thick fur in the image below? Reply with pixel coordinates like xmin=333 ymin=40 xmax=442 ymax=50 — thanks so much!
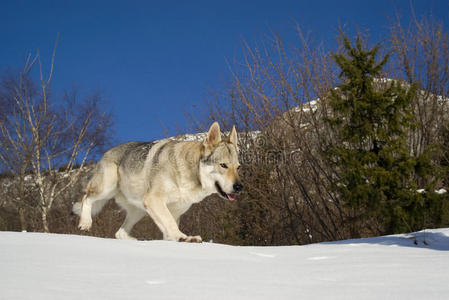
xmin=73 ymin=122 xmax=242 ymax=242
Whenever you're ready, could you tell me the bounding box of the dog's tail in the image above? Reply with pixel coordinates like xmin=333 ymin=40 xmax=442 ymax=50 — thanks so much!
xmin=72 ymin=197 xmax=110 ymax=217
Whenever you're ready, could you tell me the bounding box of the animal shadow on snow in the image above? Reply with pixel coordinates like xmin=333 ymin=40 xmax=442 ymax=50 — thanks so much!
xmin=327 ymin=231 xmax=449 ymax=251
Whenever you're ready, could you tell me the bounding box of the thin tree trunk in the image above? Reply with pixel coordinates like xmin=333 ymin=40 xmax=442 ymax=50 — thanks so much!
xmin=18 ymin=207 xmax=27 ymax=231
xmin=18 ymin=169 xmax=27 ymax=231
xmin=41 ymin=207 xmax=49 ymax=233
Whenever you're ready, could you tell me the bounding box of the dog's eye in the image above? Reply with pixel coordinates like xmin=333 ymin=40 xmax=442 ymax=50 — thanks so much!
xmin=220 ymin=163 xmax=228 ymax=169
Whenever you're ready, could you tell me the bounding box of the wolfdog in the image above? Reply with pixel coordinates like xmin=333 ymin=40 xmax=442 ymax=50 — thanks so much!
xmin=72 ymin=122 xmax=242 ymax=242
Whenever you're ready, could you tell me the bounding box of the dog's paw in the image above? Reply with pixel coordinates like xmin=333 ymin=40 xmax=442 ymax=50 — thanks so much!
xmin=115 ymin=228 xmax=137 ymax=240
xmin=178 ymin=235 xmax=202 ymax=243
xmin=78 ymin=218 xmax=92 ymax=231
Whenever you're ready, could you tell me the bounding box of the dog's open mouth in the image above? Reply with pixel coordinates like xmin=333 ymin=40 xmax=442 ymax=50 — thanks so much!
xmin=215 ymin=182 xmax=237 ymax=201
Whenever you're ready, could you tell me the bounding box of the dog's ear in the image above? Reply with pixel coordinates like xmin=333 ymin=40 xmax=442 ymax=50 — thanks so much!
xmin=204 ymin=122 xmax=221 ymax=146
xmin=227 ymin=125 xmax=238 ymax=146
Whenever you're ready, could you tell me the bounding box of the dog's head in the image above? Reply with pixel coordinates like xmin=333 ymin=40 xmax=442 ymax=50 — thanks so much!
xmin=200 ymin=122 xmax=243 ymax=201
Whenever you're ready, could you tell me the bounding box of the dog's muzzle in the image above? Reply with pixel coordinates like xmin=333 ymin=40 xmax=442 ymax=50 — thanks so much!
xmin=215 ymin=182 xmax=243 ymax=201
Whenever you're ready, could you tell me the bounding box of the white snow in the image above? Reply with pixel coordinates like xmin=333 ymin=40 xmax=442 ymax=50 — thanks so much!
xmin=436 ymin=188 xmax=447 ymax=194
xmin=294 ymin=99 xmax=318 ymax=113
xmin=417 ymin=188 xmax=447 ymax=194
xmin=1 ymin=229 xmax=449 ymax=299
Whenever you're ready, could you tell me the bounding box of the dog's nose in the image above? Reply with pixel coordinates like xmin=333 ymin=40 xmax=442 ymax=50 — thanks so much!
xmin=233 ymin=182 xmax=243 ymax=192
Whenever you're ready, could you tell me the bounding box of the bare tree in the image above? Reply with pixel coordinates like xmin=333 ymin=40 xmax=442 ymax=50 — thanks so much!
xmin=0 ymin=56 xmax=38 ymax=230
xmin=0 ymin=40 xmax=113 ymax=232
xmin=187 ymin=28 xmax=349 ymax=245
xmin=390 ymin=12 xmax=449 ymax=159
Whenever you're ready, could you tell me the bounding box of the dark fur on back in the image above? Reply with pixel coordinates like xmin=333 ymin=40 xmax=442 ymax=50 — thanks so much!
xmin=102 ymin=141 xmax=156 ymax=171
xmin=121 ymin=142 xmax=157 ymax=171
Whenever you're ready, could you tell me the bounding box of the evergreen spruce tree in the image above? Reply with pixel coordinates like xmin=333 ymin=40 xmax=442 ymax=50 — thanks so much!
xmin=325 ymin=34 xmax=441 ymax=235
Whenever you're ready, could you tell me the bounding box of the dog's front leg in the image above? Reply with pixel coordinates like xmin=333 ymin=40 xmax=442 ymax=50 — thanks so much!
xmin=143 ymin=194 xmax=202 ymax=243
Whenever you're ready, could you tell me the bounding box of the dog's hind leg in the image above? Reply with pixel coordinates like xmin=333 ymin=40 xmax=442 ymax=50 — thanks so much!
xmin=78 ymin=161 xmax=118 ymax=231
xmin=114 ymin=193 xmax=146 ymax=240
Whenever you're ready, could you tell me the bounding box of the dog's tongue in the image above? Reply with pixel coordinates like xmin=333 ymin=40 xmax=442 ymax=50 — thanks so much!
xmin=227 ymin=194 xmax=236 ymax=201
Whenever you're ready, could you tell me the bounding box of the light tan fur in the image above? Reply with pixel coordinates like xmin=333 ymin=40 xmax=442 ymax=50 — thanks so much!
xmin=73 ymin=122 xmax=242 ymax=242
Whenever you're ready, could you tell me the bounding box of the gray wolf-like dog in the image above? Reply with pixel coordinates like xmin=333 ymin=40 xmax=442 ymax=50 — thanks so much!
xmin=72 ymin=122 xmax=242 ymax=242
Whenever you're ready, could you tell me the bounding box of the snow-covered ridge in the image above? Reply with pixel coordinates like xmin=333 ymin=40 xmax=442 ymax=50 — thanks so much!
xmin=170 ymin=132 xmax=207 ymax=142
xmin=291 ymin=77 xmax=449 ymax=114
xmin=171 ymin=130 xmax=262 ymax=151
xmin=1 ymin=228 xmax=448 ymax=299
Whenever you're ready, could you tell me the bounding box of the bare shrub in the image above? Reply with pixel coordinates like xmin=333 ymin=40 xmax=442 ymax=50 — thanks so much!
xmin=187 ymin=15 xmax=449 ymax=245
xmin=0 ymin=40 xmax=113 ymax=232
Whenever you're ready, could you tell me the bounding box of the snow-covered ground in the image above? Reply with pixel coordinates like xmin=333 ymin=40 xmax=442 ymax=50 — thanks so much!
xmin=1 ymin=229 xmax=448 ymax=300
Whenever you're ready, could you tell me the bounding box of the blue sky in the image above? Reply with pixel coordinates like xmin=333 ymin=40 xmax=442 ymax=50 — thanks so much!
xmin=1 ymin=0 xmax=448 ymax=143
